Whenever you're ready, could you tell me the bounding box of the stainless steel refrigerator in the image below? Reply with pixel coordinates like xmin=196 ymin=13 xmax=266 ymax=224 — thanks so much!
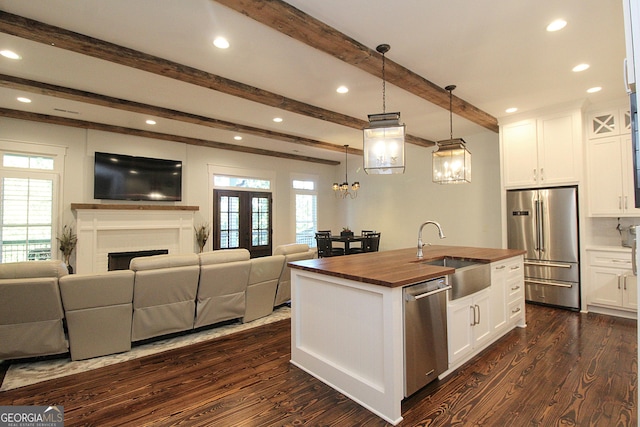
xmin=506 ymin=186 xmax=580 ymax=310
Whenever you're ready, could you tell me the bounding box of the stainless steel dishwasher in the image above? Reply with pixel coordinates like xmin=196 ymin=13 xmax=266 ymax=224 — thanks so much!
xmin=403 ymin=276 xmax=451 ymax=397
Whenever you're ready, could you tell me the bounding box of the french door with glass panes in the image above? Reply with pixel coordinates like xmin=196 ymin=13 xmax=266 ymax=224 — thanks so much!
xmin=213 ymin=190 xmax=272 ymax=258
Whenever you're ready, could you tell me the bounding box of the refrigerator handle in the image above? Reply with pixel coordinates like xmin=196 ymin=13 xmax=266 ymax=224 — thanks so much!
xmin=534 ymin=199 xmax=543 ymax=252
xmin=538 ymin=199 xmax=545 ymax=253
xmin=632 ymin=238 xmax=637 ymax=276
xmin=533 ymin=200 xmax=539 ymax=251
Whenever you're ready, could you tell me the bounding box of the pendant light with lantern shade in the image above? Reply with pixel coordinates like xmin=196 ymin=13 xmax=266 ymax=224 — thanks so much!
xmin=432 ymin=85 xmax=471 ymax=183
xmin=363 ymin=44 xmax=406 ymax=175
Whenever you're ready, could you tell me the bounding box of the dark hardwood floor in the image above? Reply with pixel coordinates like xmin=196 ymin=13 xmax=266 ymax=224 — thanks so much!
xmin=0 ymin=304 xmax=636 ymax=426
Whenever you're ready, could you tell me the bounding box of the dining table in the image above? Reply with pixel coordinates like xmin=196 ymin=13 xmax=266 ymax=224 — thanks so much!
xmin=330 ymin=234 xmax=365 ymax=254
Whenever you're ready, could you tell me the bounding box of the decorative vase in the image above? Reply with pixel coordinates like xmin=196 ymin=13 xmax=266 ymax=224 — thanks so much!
xmin=341 ymin=231 xmax=354 ymax=237
xmin=64 ymin=255 xmax=73 ymax=274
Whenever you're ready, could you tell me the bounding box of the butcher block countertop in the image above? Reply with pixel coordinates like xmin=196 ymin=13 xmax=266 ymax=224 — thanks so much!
xmin=288 ymin=245 xmax=526 ymax=288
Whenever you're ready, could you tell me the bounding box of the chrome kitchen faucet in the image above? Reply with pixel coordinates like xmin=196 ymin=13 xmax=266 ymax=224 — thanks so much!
xmin=417 ymin=221 xmax=446 ymax=258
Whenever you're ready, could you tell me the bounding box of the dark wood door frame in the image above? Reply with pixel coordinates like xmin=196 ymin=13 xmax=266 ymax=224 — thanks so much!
xmin=213 ymin=189 xmax=272 ymax=258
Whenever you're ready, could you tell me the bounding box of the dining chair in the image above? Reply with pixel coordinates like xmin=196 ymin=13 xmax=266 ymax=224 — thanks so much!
xmin=354 ymin=232 xmax=380 ymax=253
xmin=315 ymin=233 xmax=344 ymax=257
xmin=361 ymin=230 xmax=374 ymax=236
xmin=366 ymin=232 xmax=381 ymax=252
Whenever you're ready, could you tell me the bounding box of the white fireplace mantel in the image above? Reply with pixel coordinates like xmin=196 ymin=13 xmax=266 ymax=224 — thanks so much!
xmin=72 ymin=204 xmax=199 ymax=274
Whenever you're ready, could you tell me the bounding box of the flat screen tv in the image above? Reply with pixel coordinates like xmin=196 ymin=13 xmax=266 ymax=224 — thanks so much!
xmin=94 ymin=152 xmax=182 ymax=201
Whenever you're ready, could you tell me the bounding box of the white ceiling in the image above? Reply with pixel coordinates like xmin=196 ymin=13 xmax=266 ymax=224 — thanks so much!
xmin=0 ymin=0 xmax=628 ymax=163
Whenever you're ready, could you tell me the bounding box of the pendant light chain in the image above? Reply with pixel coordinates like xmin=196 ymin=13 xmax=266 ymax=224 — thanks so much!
xmin=445 ymin=84 xmax=456 ymax=140
xmin=344 ymin=145 xmax=348 ymax=183
xmin=382 ymin=51 xmax=386 ymax=114
xmin=449 ymin=88 xmax=453 ymax=140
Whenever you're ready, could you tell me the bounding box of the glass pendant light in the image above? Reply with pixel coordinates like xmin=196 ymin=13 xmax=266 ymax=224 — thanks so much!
xmin=363 ymin=44 xmax=405 ymax=175
xmin=432 ymin=85 xmax=471 ymax=183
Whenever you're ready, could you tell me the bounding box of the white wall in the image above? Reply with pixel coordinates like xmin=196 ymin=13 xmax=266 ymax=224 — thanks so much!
xmin=337 ymin=130 xmax=503 ymax=251
xmin=0 ymin=117 xmax=503 ymax=258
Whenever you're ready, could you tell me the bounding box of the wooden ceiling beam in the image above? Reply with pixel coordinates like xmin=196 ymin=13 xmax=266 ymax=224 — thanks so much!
xmin=0 ymin=73 xmax=362 ymax=156
xmin=214 ymin=0 xmax=499 ymax=133
xmin=0 ymin=108 xmax=340 ymax=165
xmin=0 ymin=11 xmax=435 ymax=148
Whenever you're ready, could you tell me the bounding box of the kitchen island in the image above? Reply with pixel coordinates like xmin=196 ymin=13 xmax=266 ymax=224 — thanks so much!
xmin=288 ymin=245 xmax=525 ymax=425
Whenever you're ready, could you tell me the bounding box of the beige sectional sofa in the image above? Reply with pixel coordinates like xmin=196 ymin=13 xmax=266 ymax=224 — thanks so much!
xmin=0 ymin=243 xmax=315 ymax=361
xmin=273 ymin=244 xmax=316 ymax=307
xmin=0 ymin=260 xmax=69 ymax=360
xmin=195 ymin=249 xmax=252 ymax=328
xmin=130 ymin=253 xmax=201 ymax=342
xmin=59 ymin=270 xmax=135 ymax=360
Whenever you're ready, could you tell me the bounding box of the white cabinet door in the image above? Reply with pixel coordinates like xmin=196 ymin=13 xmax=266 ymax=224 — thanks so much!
xmin=490 ymin=262 xmax=508 ymax=335
xmin=623 ymin=271 xmax=638 ymax=310
xmin=447 ymin=295 xmax=474 ymax=364
xmin=621 ymin=135 xmax=640 ymax=216
xmin=588 ymin=137 xmax=625 ymax=215
xmin=587 ymin=135 xmax=640 ymax=217
xmin=502 ymin=119 xmax=538 ymax=188
xmin=537 ymin=112 xmax=580 ymax=186
xmin=587 ymin=248 xmax=638 ymax=313
xmin=447 ymin=289 xmax=491 ymax=366
xmin=471 ymin=291 xmax=491 ymax=349
xmin=589 ymin=267 xmax=625 ymax=307
xmin=502 ymin=110 xmax=581 ymax=188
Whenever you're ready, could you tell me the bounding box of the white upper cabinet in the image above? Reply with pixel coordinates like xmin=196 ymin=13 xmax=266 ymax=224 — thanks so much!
xmin=587 ymin=108 xmax=631 ymax=139
xmin=501 ymin=109 xmax=582 ymax=188
xmin=586 ymin=107 xmax=640 ymax=216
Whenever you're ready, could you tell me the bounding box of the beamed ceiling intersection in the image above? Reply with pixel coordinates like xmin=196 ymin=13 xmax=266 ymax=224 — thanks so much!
xmin=0 ymin=1 xmax=497 ymax=164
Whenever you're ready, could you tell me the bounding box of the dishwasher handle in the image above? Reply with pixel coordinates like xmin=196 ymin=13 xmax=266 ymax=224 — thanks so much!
xmin=406 ymin=285 xmax=452 ymax=301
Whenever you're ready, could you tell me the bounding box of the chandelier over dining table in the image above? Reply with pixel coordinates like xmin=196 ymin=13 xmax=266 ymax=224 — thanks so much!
xmin=333 ymin=144 xmax=359 ymax=199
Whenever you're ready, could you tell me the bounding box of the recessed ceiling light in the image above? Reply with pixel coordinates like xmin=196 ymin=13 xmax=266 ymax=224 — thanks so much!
xmin=17 ymin=97 xmax=31 ymax=103
xmin=273 ymin=117 xmax=283 ymax=123
xmin=0 ymin=50 xmax=21 ymax=60
xmin=234 ymin=135 xmax=242 ymax=141
xmin=145 ymin=119 xmax=156 ymax=125
xmin=336 ymin=86 xmax=349 ymax=94
xmin=572 ymin=63 xmax=590 ymax=72
xmin=546 ymin=19 xmax=567 ymax=32
xmin=505 ymin=107 xmax=518 ymax=114
xmin=587 ymin=86 xmax=602 ymax=93
xmin=213 ymin=37 xmax=230 ymax=49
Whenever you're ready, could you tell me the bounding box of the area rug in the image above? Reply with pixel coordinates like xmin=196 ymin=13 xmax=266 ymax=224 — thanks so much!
xmin=0 ymin=306 xmax=290 ymax=392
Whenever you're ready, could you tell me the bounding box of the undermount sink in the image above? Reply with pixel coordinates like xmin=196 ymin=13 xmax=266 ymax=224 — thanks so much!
xmin=422 ymin=257 xmax=491 ymax=300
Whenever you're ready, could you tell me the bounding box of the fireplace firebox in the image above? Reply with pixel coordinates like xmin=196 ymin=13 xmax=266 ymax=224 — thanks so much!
xmin=108 ymin=249 xmax=168 ymax=271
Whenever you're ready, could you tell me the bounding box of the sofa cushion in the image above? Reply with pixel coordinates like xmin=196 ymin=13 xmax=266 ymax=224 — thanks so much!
xmin=0 ymin=260 xmax=68 ymax=279
xmin=273 ymin=243 xmax=311 ymax=256
xmin=130 ymin=253 xmax=199 ymax=271
xmin=0 ymin=278 xmax=65 ymax=323
xmin=199 ymin=249 xmax=250 ymax=265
